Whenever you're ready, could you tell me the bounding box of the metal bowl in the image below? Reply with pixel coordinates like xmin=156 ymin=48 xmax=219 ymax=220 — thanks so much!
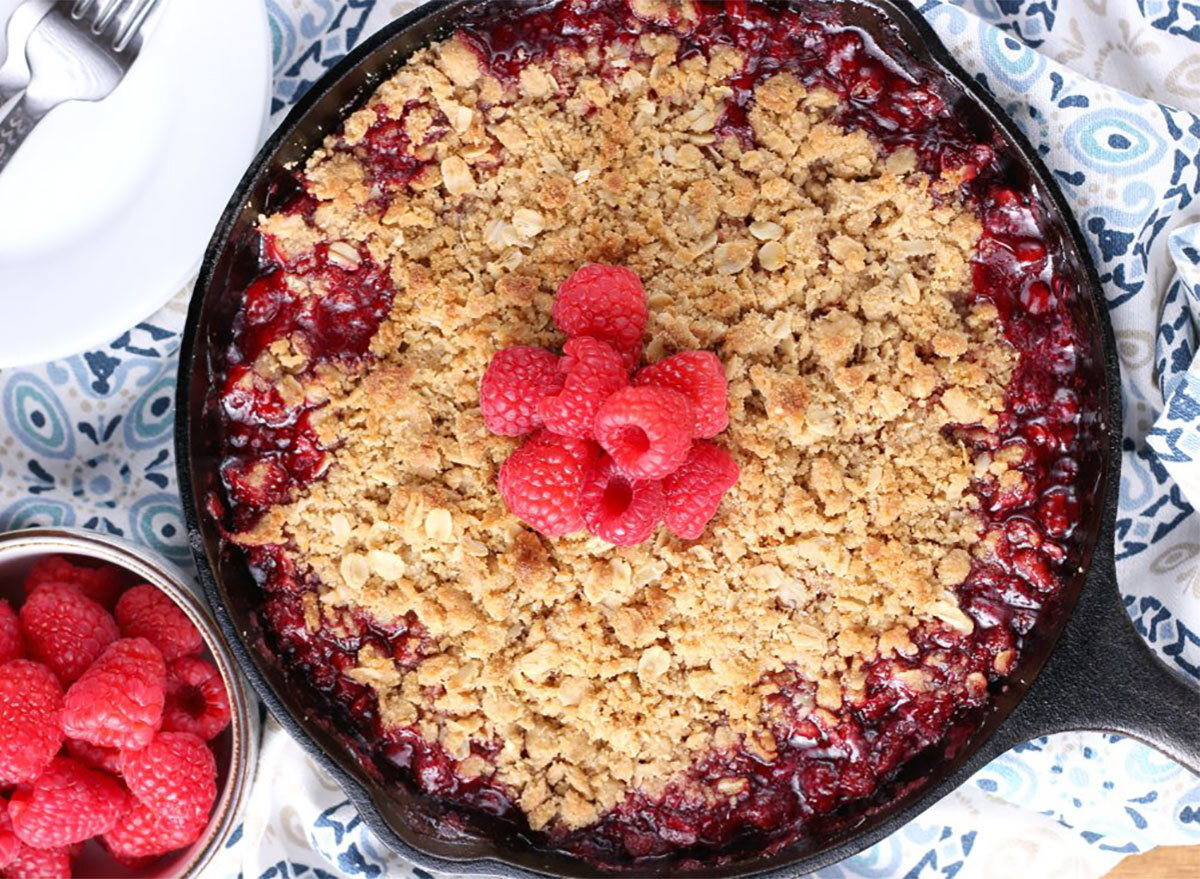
xmin=0 ymin=527 xmax=259 ymax=879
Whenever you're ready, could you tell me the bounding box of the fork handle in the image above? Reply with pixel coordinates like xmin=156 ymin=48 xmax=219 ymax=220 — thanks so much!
xmin=0 ymin=96 xmax=44 ymax=173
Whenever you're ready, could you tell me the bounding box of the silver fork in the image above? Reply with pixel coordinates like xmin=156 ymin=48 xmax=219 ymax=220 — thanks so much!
xmin=0 ymin=0 xmax=161 ymax=173
xmin=0 ymin=0 xmax=54 ymax=106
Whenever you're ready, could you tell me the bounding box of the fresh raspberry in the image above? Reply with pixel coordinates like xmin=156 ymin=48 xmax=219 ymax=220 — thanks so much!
xmin=0 ymin=843 xmax=70 ymax=879
xmin=101 ymin=799 xmax=205 ymax=866
xmin=537 ymin=337 xmax=627 ymax=438
xmin=479 ymin=346 xmax=564 ymax=436
xmin=578 ymin=456 xmax=665 ymax=546
xmin=62 ymin=638 xmax=166 ymax=750
xmin=594 ymin=386 xmax=695 ymax=480
xmin=634 ymin=350 xmax=729 ymax=438
xmin=662 ymin=441 xmax=740 ymax=540
xmin=552 ymin=264 xmax=647 ymax=370
xmin=114 ymin=584 xmax=203 ymax=663
xmin=121 ymin=732 xmax=217 ymax=832
xmin=64 ymin=739 xmax=123 ymax=776
xmin=525 ymin=429 xmax=603 ymax=470
xmin=19 ymin=583 xmax=119 ymax=685
xmin=0 ymin=604 xmax=22 ymax=666
xmin=0 ymin=800 xmax=18 ymax=870
xmin=23 ymin=556 xmax=124 ymax=609
xmin=9 ymin=756 xmax=127 ymax=848
xmin=498 ymin=436 xmax=586 ymax=537
xmin=163 ymin=657 xmax=232 ymax=741
xmin=0 ymin=662 xmax=63 ymax=786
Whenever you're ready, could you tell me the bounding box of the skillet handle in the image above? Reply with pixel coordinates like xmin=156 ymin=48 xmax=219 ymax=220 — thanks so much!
xmin=1001 ymin=548 xmax=1200 ymax=772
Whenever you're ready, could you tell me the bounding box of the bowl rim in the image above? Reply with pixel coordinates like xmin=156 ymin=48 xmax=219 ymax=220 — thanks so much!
xmin=0 ymin=527 xmax=260 ymax=879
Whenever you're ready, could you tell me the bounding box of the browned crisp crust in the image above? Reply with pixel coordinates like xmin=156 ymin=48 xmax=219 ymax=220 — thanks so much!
xmin=237 ymin=28 xmax=1015 ymax=831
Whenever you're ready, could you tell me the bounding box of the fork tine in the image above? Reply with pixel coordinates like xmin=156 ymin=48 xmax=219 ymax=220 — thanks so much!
xmin=90 ymin=0 xmax=130 ymax=35
xmin=71 ymin=0 xmax=96 ymax=19
xmin=112 ymin=0 xmax=161 ymax=53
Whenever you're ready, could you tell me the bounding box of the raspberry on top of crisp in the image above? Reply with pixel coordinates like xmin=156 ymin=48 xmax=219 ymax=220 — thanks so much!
xmin=482 ymin=264 xmax=739 ymax=546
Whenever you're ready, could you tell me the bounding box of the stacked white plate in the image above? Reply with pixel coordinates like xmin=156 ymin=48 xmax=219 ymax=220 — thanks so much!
xmin=0 ymin=0 xmax=272 ymax=368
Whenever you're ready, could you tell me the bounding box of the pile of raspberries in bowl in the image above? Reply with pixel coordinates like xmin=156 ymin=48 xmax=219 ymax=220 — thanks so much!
xmin=0 ymin=555 xmax=232 ymax=877
xmin=480 ymin=264 xmax=740 ymax=546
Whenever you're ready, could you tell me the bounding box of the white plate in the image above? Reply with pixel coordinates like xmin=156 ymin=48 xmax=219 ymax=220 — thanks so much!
xmin=0 ymin=0 xmax=271 ymax=368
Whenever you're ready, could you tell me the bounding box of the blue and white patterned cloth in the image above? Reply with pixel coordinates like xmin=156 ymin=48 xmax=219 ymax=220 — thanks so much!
xmin=1 ymin=1 xmax=1198 ymax=877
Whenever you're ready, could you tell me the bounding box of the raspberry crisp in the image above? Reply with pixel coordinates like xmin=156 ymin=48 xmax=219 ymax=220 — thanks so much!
xmin=218 ymin=0 xmax=1086 ymax=864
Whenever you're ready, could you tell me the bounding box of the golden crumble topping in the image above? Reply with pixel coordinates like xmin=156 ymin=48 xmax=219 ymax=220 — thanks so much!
xmin=236 ymin=28 xmax=1016 ymax=831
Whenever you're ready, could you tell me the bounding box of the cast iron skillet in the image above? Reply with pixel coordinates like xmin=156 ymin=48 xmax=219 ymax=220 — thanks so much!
xmin=176 ymin=1 xmax=1200 ymax=876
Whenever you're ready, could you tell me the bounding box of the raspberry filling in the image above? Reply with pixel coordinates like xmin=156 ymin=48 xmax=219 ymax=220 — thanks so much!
xmin=210 ymin=0 xmax=1095 ymax=869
